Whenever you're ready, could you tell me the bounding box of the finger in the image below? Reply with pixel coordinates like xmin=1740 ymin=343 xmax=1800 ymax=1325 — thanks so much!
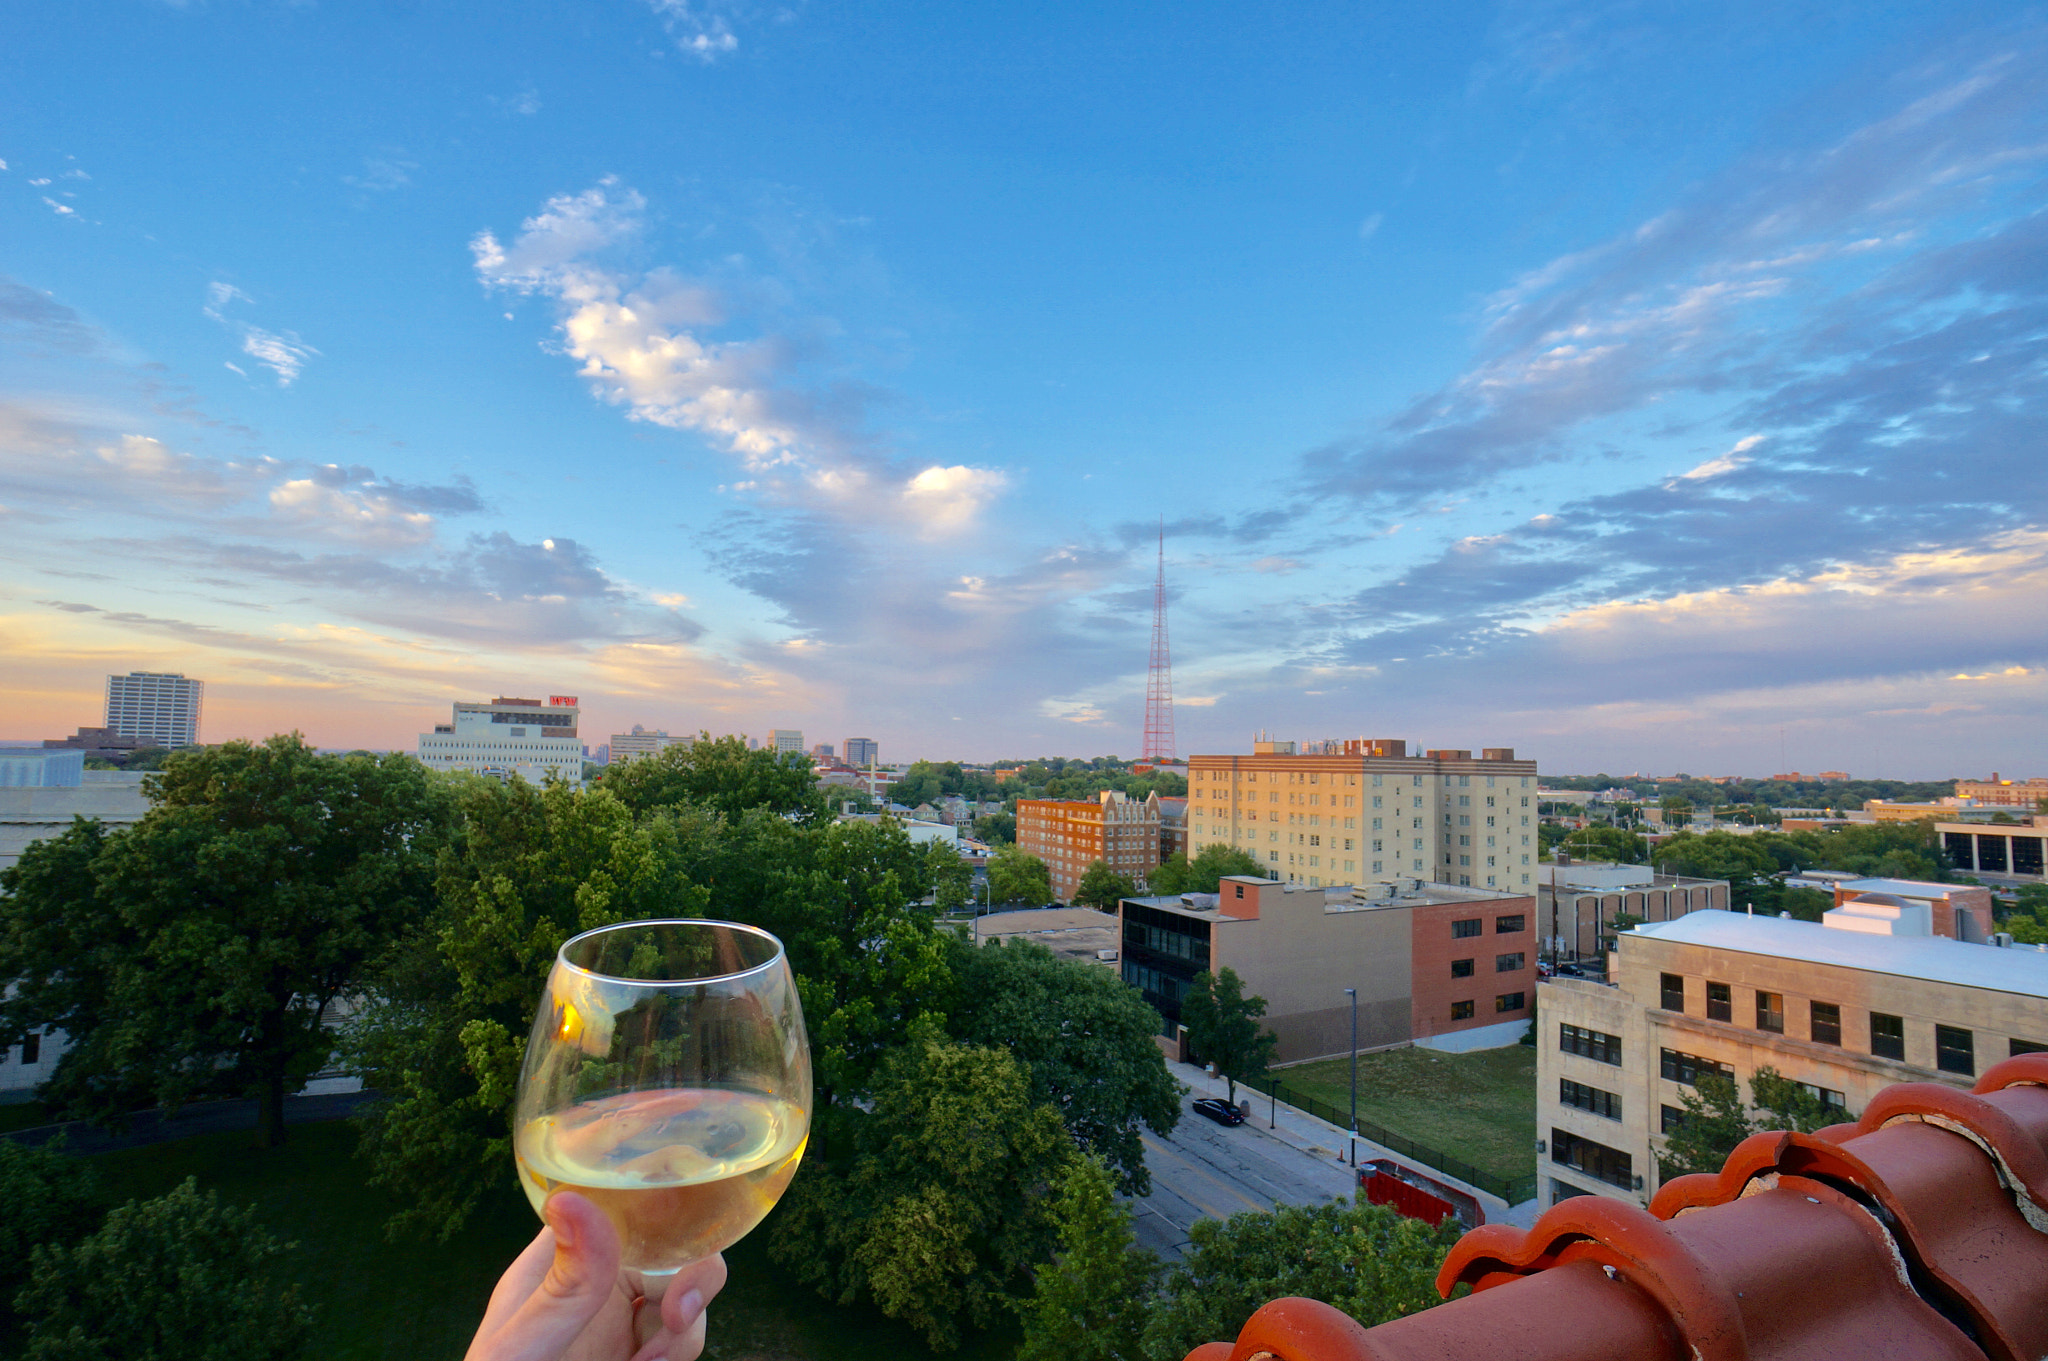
xmin=658 ymin=1254 xmax=727 ymax=1336
xmin=474 ymin=1224 xmax=561 ymax=1343
xmin=475 ymin=1194 xmax=622 ymax=1361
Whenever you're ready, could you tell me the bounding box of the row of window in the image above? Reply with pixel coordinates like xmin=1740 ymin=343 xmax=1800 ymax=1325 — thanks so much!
xmin=1452 ymin=914 xmax=1526 ymax=939
xmin=1449 ymin=954 xmax=1524 ymax=978
xmin=1449 ymin=993 xmax=1527 ymax=1021
xmin=1559 ymin=1023 xmax=1623 ymax=1065
xmin=1552 ymin=1128 xmax=1633 ymax=1189
xmin=1560 ymin=1077 xmax=1620 ymax=1120
xmin=1657 ymin=973 xmax=2039 ymax=1076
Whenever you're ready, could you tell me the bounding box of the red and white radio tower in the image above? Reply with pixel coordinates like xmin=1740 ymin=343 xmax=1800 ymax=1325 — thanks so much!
xmin=1141 ymin=522 xmax=1176 ymax=763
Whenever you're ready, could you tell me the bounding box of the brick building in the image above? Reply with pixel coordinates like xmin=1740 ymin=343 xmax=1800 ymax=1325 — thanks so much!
xmin=1954 ymin=773 xmax=2048 ymax=808
xmin=1016 ymin=789 xmax=1162 ymax=901
xmin=1119 ymin=875 xmax=1537 ymax=1061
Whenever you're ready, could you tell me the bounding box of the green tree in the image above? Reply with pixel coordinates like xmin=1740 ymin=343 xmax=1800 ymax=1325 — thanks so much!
xmin=1561 ymin=825 xmax=1647 ymax=863
xmin=1181 ymin=844 xmax=1265 ymax=893
xmin=1016 ymin=1155 xmax=1161 ymax=1361
xmin=1659 ymin=1065 xmax=1838 ymax=1178
xmin=926 ymin=840 xmax=974 ymax=912
xmin=348 ymin=776 xmax=709 ymax=1238
xmin=19 ymin=1177 xmax=313 ymax=1361
xmin=1659 ymin=795 xmax=1694 ymax=825
xmin=989 ymin=845 xmax=1053 ymax=905
xmin=1 ymin=737 xmax=452 ymax=1147
xmin=1074 ymin=859 xmax=1137 ymax=911
xmin=0 ymin=1141 xmax=103 ymax=1345
xmin=948 ymin=936 xmax=1182 ymax=1194
xmin=1177 ymin=968 xmax=1277 ymax=1104
xmin=1146 ymin=854 xmax=1192 ymax=895
xmin=770 ymin=1032 xmax=1075 ymax=1350
xmin=600 ymin=733 xmax=823 ymax=823
xmin=974 ymin=812 xmax=1017 ymax=845
xmin=1780 ymin=886 xmax=1833 ymax=922
xmin=1138 ymin=1200 xmax=1457 ymax=1361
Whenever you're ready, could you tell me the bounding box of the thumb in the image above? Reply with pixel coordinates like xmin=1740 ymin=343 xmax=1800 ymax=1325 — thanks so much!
xmin=494 ymin=1194 xmax=623 ymax=1361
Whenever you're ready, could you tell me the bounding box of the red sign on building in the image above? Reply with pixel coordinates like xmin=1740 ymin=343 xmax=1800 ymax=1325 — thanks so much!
xmin=548 ymin=695 xmax=579 ymax=707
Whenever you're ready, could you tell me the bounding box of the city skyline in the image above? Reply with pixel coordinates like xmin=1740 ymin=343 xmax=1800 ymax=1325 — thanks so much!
xmin=3 ymin=3 xmax=2045 ymax=776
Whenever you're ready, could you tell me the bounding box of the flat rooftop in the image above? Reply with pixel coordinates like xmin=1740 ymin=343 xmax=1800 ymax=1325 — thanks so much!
xmin=1837 ymin=877 xmax=1975 ymax=898
xmin=1631 ymin=909 xmax=2048 ymax=998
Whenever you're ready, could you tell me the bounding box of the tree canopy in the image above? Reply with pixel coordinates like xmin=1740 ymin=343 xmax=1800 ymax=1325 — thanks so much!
xmin=1074 ymin=859 xmax=1137 ymax=910
xmin=1015 ymin=1155 xmax=1161 ymax=1361
xmin=1178 ymin=968 xmax=1276 ymax=1105
xmin=988 ymin=845 xmax=1053 ymax=905
xmin=1148 ymin=844 xmax=1265 ymax=896
xmin=1659 ymin=1065 xmax=1841 ymax=1177
xmin=599 ymin=732 xmax=824 ymax=822
xmin=0 ymin=736 xmax=452 ymax=1146
xmin=947 ymin=936 xmax=1182 ymax=1194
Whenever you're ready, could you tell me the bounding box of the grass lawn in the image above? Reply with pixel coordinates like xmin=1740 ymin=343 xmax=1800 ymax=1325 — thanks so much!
xmin=89 ymin=1121 xmax=1019 ymax=1361
xmin=1273 ymin=1044 xmax=1536 ymax=1186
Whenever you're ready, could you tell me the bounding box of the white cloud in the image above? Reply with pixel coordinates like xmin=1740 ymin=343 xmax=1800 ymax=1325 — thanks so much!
xmin=203 ymin=283 xmax=317 ymax=386
xmin=41 ymin=197 xmax=75 ymax=218
xmin=643 ymin=0 xmax=740 ymax=59
xmin=1675 ymin=434 xmax=1766 ymax=483
xmin=268 ymin=479 xmax=436 ymax=547
xmin=900 ymin=465 xmax=1008 ymax=534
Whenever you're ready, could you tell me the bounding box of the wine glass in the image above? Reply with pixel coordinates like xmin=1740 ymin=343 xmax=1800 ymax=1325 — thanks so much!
xmin=512 ymin=919 xmax=811 ymax=1275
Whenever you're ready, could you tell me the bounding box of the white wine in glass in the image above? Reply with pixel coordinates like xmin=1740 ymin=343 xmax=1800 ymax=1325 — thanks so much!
xmin=512 ymin=919 xmax=811 ymax=1273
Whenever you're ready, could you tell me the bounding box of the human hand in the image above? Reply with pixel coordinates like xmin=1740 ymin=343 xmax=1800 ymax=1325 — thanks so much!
xmin=466 ymin=1193 xmax=728 ymax=1361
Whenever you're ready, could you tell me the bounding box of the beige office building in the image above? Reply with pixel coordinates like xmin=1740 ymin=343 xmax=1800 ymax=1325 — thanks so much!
xmin=1186 ymin=739 xmax=1539 ymax=894
xmin=1538 ymin=902 xmax=2048 ymax=1207
xmin=609 ymin=726 xmax=692 ymax=765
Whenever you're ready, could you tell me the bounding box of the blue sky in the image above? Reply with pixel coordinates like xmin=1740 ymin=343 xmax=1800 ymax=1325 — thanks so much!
xmin=3 ymin=0 xmax=2045 ymax=777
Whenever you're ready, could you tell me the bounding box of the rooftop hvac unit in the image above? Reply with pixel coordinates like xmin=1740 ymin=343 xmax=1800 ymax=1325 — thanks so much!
xmin=1097 ymin=948 xmax=1119 ymax=961
xmin=1993 ymin=932 xmax=2015 ymax=948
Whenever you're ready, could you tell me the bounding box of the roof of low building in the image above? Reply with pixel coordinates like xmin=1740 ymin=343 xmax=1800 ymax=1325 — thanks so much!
xmin=1630 ymin=909 xmax=2048 ymax=997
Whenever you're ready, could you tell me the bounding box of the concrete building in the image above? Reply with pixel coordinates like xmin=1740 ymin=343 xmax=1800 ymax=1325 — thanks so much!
xmin=608 ymin=726 xmax=692 ymax=765
xmin=1157 ymin=795 xmax=1188 ymax=862
xmin=1941 ymin=817 xmax=2048 ymax=884
xmin=769 ymin=729 xmax=804 ymax=754
xmin=1538 ymin=858 xmax=1731 ymax=966
xmin=1828 ymin=877 xmax=1995 ymax=942
xmin=843 ymin=737 xmax=879 ymax=768
xmin=416 ymin=695 xmax=583 ymax=787
xmin=1119 ymin=875 xmax=1537 ymax=1061
xmin=104 ymin=671 xmax=203 ymax=748
xmin=810 ymin=742 xmax=835 ymax=762
xmin=0 ymin=770 xmax=150 ymax=873
xmin=1017 ymin=789 xmax=1162 ymax=901
xmin=0 ymin=749 xmax=85 ymax=788
xmin=1954 ymin=774 xmax=2048 ymax=808
xmin=1186 ymin=739 xmax=1539 ymax=894
xmin=40 ymin=726 xmax=143 ymax=759
xmin=1537 ymin=903 xmax=2048 ymax=1207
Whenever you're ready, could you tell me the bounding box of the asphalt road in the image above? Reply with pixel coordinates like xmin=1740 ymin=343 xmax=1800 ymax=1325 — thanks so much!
xmin=1127 ymin=1100 xmax=1359 ymax=1258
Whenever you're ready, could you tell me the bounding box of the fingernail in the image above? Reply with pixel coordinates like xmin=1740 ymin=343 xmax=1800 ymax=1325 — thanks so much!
xmin=677 ymin=1289 xmax=704 ymax=1322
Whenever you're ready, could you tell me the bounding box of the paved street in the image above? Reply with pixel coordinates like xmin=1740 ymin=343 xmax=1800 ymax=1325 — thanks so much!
xmin=1127 ymin=1096 xmax=1358 ymax=1259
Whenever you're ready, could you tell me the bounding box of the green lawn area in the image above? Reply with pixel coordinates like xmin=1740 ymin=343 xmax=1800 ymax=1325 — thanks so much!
xmin=89 ymin=1120 xmax=1019 ymax=1361
xmin=1273 ymin=1044 xmax=1536 ymax=1186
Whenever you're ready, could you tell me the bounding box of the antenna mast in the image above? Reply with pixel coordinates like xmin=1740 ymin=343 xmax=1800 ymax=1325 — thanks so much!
xmin=1142 ymin=520 xmax=1176 ymax=763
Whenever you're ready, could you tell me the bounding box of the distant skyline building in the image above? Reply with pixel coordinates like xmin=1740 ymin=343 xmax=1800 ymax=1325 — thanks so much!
xmin=843 ymin=737 xmax=880 ymax=768
xmin=104 ymin=671 xmax=203 ymax=748
xmin=609 ymin=725 xmax=690 ymax=766
xmin=1017 ymin=789 xmax=1163 ymax=902
xmin=810 ymin=742 xmax=835 ymax=762
xmin=769 ymin=728 xmax=804 ymax=754
xmin=416 ymin=694 xmax=583 ymax=787
xmin=1955 ymin=774 xmax=2048 ymax=808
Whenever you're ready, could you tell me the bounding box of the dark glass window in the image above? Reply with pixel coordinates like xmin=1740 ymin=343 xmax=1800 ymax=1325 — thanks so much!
xmin=2015 ymin=836 xmax=2044 ymax=877
xmin=1810 ymin=1001 xmax=1841 ymax=1047
xmin=1660 ymin=1048 xmax=1733 ymax=1087
xmin=1451 ymin=1000 xmax=1474 ymax=1020
xmin=1755 ymin=991 xmax=1784 ymax=1034
xmin=20 ymin=1031 xmax=40 ymax=1064
xmin=2011 ymin=1038 xmax=2048 ymax=1057
xmin=1660 ymin=973 xmax=1685 ymax=1012
xmin=1496 ymin=992 xmax=1526 ymax=1013
xmin=1660 ymin=1104 xmax=1689 ymax=1134
xmin=1496 ymin=953 xmax=1524 ymax=973
xmin=1936 ymin=1025 xmax=1974 ymax=1075
xmin=1451 ymin=958 xmax=1474 ymax=978
xmin=1976 ymin=835 xmax=2009 ymax=874
xmin=1560 ymin=1024 xmax=1623 ymax=1066
xmin=1552 ymin=1129 xmax=1633 ymax=1189
xmin=1560 ymin=1078 xmax=1620 ymax=1120
xmin=1706 ymin=981 xmax=1731 ymax=1022
xmin=1496 ymin=914 xmax=1525 ymax=934
xmin=1452 ymin=918 xmax=1483 ymax=939
xmin=1871 ymin=1012 xmax=1905 ymax=1060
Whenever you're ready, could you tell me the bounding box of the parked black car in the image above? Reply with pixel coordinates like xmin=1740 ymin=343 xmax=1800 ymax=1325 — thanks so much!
xmin=1191 ymin=1096 xmax=1246 ymax=1126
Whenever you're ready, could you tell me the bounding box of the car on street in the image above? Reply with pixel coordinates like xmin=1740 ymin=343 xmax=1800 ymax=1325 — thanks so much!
xmin=1191 ymin=1096 xmax=1246 ymax=1126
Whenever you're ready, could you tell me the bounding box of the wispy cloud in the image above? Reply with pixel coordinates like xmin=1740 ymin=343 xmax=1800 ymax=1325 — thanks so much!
xmin=642 ymin=0 xmax=742 ymax=60
xmin=204 ymin=282 xmax=319 ymax=386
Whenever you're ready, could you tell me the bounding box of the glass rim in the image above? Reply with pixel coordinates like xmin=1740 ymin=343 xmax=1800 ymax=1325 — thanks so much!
xmin=555 ymin=918 xmax=787 ymax=985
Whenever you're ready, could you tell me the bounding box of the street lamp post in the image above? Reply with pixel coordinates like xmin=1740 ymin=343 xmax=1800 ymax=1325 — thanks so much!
xmin=973 ymin=877 xmax=991 ymax=944
xmin=1344 ymin=986 xmax=1358 ymax=1168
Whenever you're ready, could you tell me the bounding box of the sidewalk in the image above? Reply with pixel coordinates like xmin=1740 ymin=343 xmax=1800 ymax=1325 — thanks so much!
xmin=1167 ymin=1059 xmax=1541 ymax=1228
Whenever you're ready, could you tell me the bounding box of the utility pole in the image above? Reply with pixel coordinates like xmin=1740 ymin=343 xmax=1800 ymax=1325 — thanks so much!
xmin=1345 ymin=986 xmax=1358 ymax=1168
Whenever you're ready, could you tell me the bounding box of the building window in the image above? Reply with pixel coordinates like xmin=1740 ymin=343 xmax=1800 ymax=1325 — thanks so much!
xmin=1660 ymin=1104 xmax=1688 ymax=1134
xmin=1496 ymin=992 xmax=1525 ymax=1012
xmin=1552 ymin=1129 xmax=1633 ymax=1189
xmin=1451 ymin=958 xmax=1474 ymax=978
xmin=1496 ymin=914 xmax=1525 ymax=934
xmin=1705 ymin=981 xmax=1731 ymax=1022
xmin=1496 ymin=953 xmax=1524 ymax=973
xmin=1451 ymin=1000 xmax=1475 ymax=1020
xmin=1660 ymin=973 xmax=1685 ymax=1012
xmin=1452 ymin=918 xmax=1482 ymax=939
xmin=1871 ymin=1012 xmax=1906 ymax=1061
xmin=1560 ymin=1024 xmax=1621 ymax=1064
xmin=1936 ymin=1025 xmax=1974 ymax=1076
xmin=1560 ymin=1078 xmax=1620 ymax=1120
xmin=21 ymin=1031 xmax=40 ymax=1064
xmin=1810 ymin=1001 xmax=1841 ymax=1047
xmin=2011 ymin=1038 xmax=2048 ymax=1057
xmin=1660 ymin=1048 xmax=1732 ymax=1087
xmin=1755 ymin=991 xmax=1784 ymax=1034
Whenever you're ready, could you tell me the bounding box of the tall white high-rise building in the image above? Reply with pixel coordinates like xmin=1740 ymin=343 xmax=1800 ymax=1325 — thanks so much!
xmin=610 ymin=725 xmax=692 ymax=765
xmin=416 ymin=695 xmax=584 ymax=787
xmin=104 ymin=672 xmax=204 ymax=748
xmin=769 ymin=729 xmax=804 ymax=754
